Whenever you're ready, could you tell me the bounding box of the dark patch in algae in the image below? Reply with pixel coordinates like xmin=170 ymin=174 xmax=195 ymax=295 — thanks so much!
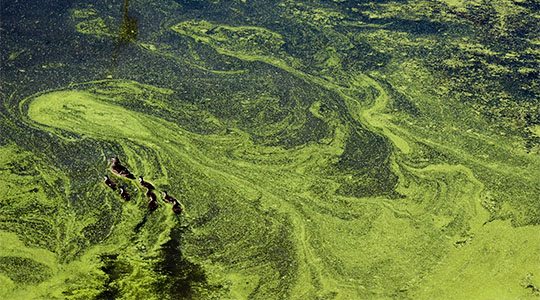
xmin=153 ymin=228 xmax=219 ymax=300
xmin=95 ymin=254 xmax=129 ymax=300
xmin=0 ymin=257 xmax=52 ymax=284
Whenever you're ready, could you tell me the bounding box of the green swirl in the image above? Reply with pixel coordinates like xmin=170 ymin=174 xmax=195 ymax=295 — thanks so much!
xmin=2 ymin=1 xmax=540 ymax=299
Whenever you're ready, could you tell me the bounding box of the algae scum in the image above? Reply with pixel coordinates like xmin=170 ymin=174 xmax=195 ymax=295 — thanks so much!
xmin=1 ymin=0 xmax=540 ymax=299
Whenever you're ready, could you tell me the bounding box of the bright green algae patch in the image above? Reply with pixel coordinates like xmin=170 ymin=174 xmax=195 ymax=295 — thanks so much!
xmin=3 ymin=77 xmax=536 ymax=299
xmin=171 ymin=20 xmax=285 ymax=57
xmin=410 ymin=220 xmax=540 ymax=300
xmin=0 ymin=139 xmax=219 ymax=299
xmin=2 ymin=0 xmax=540 ymax=299
xmin=28 ymin=91 xmax=153 ymax=140
xmin=18 ymin=81 xmax=400 ymax=298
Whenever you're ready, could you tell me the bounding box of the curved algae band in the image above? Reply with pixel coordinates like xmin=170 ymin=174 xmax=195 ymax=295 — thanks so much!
xmin=13 ymin=53 xmax=540 ymax=299
xmin=17 ymin=82 xmax=402 ymax=299
xmin=12 ymin=53 xmax=540 ymax=300
xmin=6 ymin=86 xmax=222 ymax=299
xmin=2 ymin=0 xmax=539 ymax=297
xmin=27 ymin=90 xmax=154 ymax=141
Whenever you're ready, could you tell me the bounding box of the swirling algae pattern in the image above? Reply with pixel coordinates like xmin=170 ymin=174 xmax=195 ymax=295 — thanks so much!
xmin=1 ymin=0 xmax=539 ymax=299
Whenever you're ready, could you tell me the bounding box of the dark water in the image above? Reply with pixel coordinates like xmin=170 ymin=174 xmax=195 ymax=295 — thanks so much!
xmin=1 ymin=0 xmax=539 ymax=299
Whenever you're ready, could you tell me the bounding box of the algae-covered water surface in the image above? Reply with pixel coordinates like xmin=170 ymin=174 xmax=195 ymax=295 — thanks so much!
xmin=1 ymin=0 xmax=539 ymax=299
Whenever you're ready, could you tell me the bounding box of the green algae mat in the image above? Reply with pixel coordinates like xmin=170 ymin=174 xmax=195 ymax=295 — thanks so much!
xmin=1 ymin=0 xmax=539 ymax=299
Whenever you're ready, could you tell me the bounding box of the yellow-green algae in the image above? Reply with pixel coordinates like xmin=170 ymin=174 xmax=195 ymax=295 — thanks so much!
xmin=2 ymin=0 xmax=540 ymax=299
xmin=171 ymin=20 xmax=285 ymax=57
xmin=71 ymin=5 xmax=115 ymax=39
xmin=0 ymin=139 xmax=218 ymax=299
xmin=7 ymin=67 xmax=538 ymax=300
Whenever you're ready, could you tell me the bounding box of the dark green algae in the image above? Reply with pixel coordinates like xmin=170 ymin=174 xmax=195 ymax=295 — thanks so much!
xmin=1 ymin=0 xmax=540 ymax=299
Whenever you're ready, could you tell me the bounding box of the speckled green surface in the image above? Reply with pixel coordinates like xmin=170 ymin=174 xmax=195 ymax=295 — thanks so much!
xmin=1 ymin=0 xmax=539 ymax=299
